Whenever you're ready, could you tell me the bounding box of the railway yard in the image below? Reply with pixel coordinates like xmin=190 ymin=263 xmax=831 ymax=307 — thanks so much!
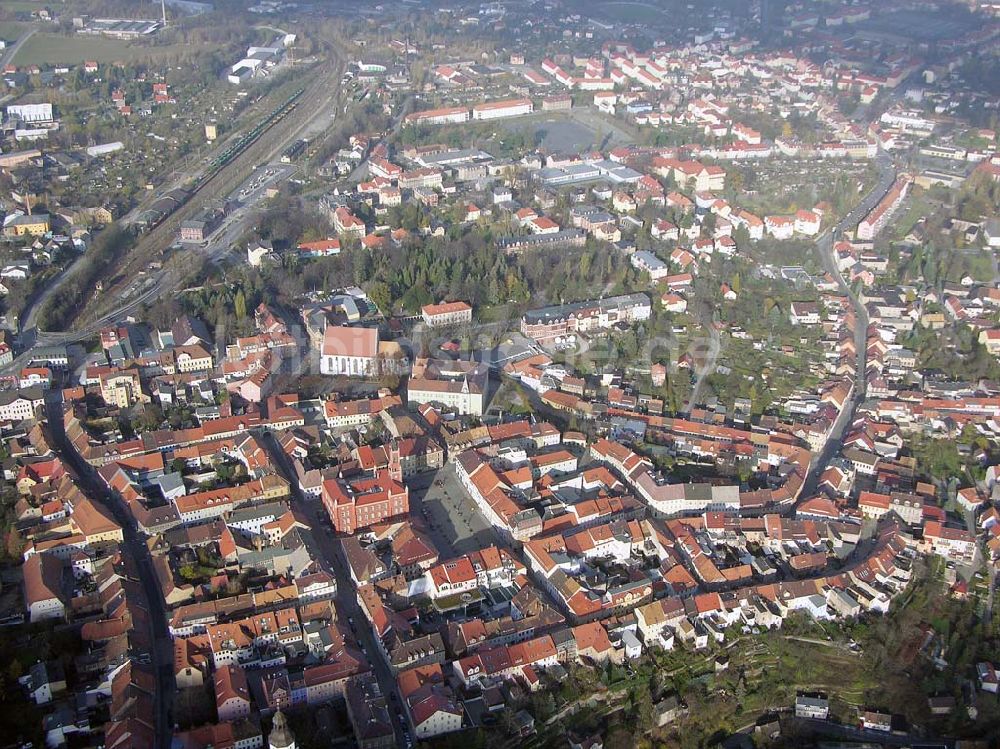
xmin=0 ymin=34 xmax=356 ymax=377
xmin=80 ymin=65 xmax=343 ymax=328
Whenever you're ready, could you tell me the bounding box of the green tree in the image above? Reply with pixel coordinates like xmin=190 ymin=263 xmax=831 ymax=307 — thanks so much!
xmin=368 ymin=282 xmax=392 ymax=314
xmin=5 ymin=529 xmax=22 ymax=560
xmin=633 ymin=685 xmax=654 ymax=733
xmin=234 ymin=289 xmax=247 ymax=320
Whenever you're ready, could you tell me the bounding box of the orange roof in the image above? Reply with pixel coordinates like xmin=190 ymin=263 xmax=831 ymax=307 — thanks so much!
xmin=429 ymin=557 xmax=476 ymax=588
xmin=472 ymin=98 xmax=531 ymax=112
xmin=298 ymin=238 xmax=340 ymax=252
xmin=508 ymin=634 xmax=556 ymax=666
xmin=321 ymin=325 xmax=378 ymax=359
xmin=422 ymin=300 xmax=472 ymax=317
xmin=694 ymin=592 xmax=723 ymax=614
xmin=572 ymin=621 xmax=612 ymax=653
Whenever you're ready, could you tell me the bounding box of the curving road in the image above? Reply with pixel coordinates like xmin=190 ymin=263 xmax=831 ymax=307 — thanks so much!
xmin=800 ymin=151 xmax=896 ymax=498
xmin=0 ymin=28 xmax=37 ymax=69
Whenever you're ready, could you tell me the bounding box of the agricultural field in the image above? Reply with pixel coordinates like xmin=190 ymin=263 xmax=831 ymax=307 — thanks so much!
xmin=12 ymin=32 xmax=221 ymax=66
xmin=0 ymin=0 xmax=46 ymax=13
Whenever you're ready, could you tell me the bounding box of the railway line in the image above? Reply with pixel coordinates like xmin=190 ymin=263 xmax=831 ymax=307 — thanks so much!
xmin=112 ymin=88 xmax=306 ymax=259
xmin=201 ymin=87 xmax=304 ymax=178
xmin=74 ymin=62 xmax=342 ymax=327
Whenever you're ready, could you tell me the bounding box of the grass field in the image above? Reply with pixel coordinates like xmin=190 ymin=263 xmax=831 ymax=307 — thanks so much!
xmin=891 ymin=195 xmax=933 ymax=239
xmin=13 ymin=32 xmax=218 ymax=66
xmin=598 ymin=2 xmax=667 ymax=23
xmin=0 ymin=21 xmax=30 ymax=42
xmin=1 ymin=1 xmax=47 ymax=12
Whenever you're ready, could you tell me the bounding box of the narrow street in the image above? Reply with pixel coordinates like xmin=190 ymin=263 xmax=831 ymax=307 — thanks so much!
xmin=985 ymin=563 xmax=996 ymax=629
xmin=44 ymin=394 xmax=175 ymax=749
xmin=793 ymin=716 xmax=955 ymax=747
xmin=683 ymin=323 xmax=720 ymax=416
xmin=0 ymin=28 xmax=37 ymax=70
xmin=348 ymin=94 xmax=414 ymax=183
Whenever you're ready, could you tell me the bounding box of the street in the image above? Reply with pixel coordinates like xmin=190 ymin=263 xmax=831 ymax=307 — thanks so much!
xmin=793 ymin=715 xmax=954 ymax=748
xmin=44 ymin=393 xmax=175 ymax=749
xmin=0 ymin=29 xmax=37 ymax=70
xmin=800 ymin=151 xmax=895 ymax=499
xmin=348 ymin=94 xmax=414 ymax=183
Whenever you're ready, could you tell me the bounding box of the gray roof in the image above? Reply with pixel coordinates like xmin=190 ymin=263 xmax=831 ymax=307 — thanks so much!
xmin=796 ymin=695 xmax=829 ymax=707
xmin=227 ymin=500 xmax=288 ymax=525
xmin=7 ymin=213 xmax=49 ymax=226
xmin=522 ymin=293 xmax=650 ymax=325
xmin=0 ymin=386 xmax=45 ymax=406
xmin=151 ymin=471 xmax=184 ymax=495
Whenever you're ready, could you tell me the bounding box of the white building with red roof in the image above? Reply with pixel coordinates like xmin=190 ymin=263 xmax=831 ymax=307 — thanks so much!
xmin=320 ymin=326 xmax=379 ymax=377
xmin=421 ymin=300 xmax=472 ymax=328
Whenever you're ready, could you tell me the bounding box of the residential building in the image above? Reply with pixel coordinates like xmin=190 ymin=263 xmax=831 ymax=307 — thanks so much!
xmin=100 ymin=369 xmax=144 ymax=408
xmin=521 ymin=294 xmax=651 ymax=345
xmin=471 ymin=99 xmax=533 ymax=120
xmin=795 ymin=693 xmax=829 ymax=719
xmin=857 ymin=177 xmax=910 ymax=241
xmin=23 ymin=554 xmax=66 ymax=622
xmin=4 ymin=213 xmax=50 ymax=237
xmin=0 ymin=387 xmax=45 ymax=422
xmin=404 ymin=107 xmax=471 ymax=126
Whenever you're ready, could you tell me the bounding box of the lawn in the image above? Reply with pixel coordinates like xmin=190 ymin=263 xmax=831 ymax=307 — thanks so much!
xmin=890 ymin=194 xmax=933 ymax=239
xmin=13 ymin=32 xmax=219 ymax=66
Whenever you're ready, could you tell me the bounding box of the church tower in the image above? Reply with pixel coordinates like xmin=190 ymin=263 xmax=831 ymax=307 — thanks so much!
xmin=268 ymin=710 xmax=296 ymax=749
xmin=389 ymin=441 xmax=402 ymax=482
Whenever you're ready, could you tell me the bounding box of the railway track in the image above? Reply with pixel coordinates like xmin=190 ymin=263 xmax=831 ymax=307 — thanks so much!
xmin=202 ymin=87 xmax=304 ymax=177
xmin=75 ymin=62 xmax=342 ymax=327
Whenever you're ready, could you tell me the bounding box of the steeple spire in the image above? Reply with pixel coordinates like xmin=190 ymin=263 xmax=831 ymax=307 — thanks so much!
xmin=268 ymin=710 xmax=296 ymax=749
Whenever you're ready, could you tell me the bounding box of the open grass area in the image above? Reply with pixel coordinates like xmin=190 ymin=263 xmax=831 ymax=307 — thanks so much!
xmin=13 ymin=32 xmax=220 ymax=66
xmin=596 ymin=2 xmax=668 ymax=23
xmin=745 ymin=636 xmax=874 ymax=705
xmin=943 ymin=249 xmax=994 ymax=283
xmin=1 ymin=1 xmax=47 ymax=13
xmin=0 ymin=21 xmax=30 ymax=42
xmin=891 ymin=195 xmax=934 ymax=239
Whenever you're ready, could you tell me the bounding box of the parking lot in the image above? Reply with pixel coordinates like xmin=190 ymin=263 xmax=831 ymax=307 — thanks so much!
xmin=227 ymin=162 xmax=296 ymax=206
xmin=411 ymin=463 xmax=498 ymax=557
xmin=505 ymin=110 xmax=633 ymax=154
